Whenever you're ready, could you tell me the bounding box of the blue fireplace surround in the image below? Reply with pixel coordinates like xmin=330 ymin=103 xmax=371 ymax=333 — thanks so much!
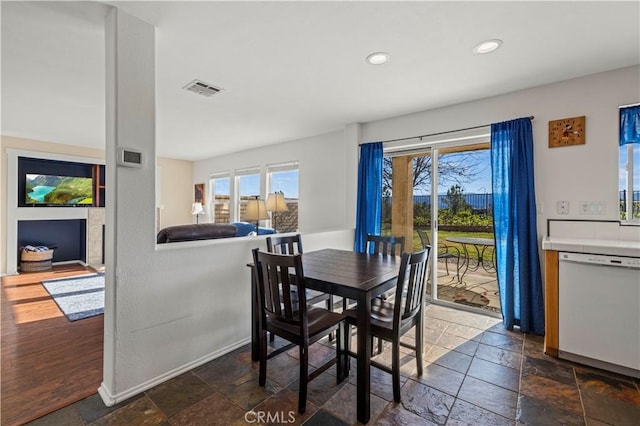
xmin=17 ymin=219 xmax=86 ymax=267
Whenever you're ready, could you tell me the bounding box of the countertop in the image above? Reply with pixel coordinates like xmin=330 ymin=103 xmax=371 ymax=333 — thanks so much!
xmin=542 ymin=236 xmax=640 ymax=258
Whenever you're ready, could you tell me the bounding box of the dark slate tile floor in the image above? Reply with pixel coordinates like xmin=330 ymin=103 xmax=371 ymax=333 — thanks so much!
xmin=28 ymin=304 xmax=640 ymax=425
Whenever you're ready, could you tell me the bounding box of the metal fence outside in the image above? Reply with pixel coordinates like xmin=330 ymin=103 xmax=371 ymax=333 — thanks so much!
xmin=382 ymin=190 xmax=640 ymax=218
xmin=619 ymin=190 xmax=640 ymax=219
xmin=384 ymin=193 xmax=493 ymax=213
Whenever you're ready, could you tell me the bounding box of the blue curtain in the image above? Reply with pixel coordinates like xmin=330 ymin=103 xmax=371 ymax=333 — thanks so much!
xmin=620 ymin=105 xmax=640 ymax=145
xmin=354 ymin=142 xmax=383 ymax=253
xmin=491 ymin=117 xmax=544 ymax=335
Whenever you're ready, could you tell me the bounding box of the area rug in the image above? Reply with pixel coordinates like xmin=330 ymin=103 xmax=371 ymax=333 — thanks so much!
xmin=42 ymin=273 xmax=104 ymax=321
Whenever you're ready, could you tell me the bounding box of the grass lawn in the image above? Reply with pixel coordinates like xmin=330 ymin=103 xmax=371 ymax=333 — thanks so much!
xmin=382 ymin=225 xmax=494 ymax=262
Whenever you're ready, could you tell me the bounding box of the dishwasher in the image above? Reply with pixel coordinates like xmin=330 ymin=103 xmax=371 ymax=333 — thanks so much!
xmin=558 ymin=252 xmax=640 ymax=378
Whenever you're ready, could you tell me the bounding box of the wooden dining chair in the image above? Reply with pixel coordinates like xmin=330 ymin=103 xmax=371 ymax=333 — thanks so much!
xmin=343 ymin=247 xmax=430 ymax=403
xmin=266 ymin=234 xmax=335 ymax=317
xmin=251 ymin=248 xmax=347 ymax=414
xmin=366 ymin=234 xmax=405 ymax=257
xmin=364 ymin=234 xmax=406 ymax=354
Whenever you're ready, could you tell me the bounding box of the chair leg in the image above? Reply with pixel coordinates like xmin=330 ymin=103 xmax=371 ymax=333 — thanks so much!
xmin=343 ymin=323 xmax=351 ymax=376
xmin=298 ymin=345 xmax=308 ymax=414
xmin=327 ymin=296 xmax=334 ymax=342
xmin=444 ymin=257 xmax=450 ymax=275
xmin=377 ymin=336 xmax=383 ymax=355
xmin=269 ymin=332 xmax=275 ymax=342
xmin=415 ymin=325 xmax=423 ymax=377
xmin=392 ymin=338 xmax=401 ymax=403
xmin=336 ymin=323 xmax=344 ymax=383
xmin=259 ymin=330 xmax=268 ymax=386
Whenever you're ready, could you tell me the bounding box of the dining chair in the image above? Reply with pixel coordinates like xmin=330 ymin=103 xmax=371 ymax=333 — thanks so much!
xmin=417 ymin=228 xmax=460 ymax=281
xmin=266 ymin=234 xmax=335 ymax=316
xmin=366 ymin=234 xmax=405 ymax=257
xmin=343 ymin=247 xmax=430 ymax=403
xmin=251 ymin=248 xmax=346 ymax=414
xmin=365 ymin=234 xmax=406 ymax=354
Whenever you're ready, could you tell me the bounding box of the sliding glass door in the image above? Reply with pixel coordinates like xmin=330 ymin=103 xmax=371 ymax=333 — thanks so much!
xmin=382 ymin=141 xmax=500 ymax=315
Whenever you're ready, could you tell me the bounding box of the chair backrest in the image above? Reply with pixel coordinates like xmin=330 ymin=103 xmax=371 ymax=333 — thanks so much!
xmin=266 ymin=234 xmax=303 ymax=255
xmin=366 ymin=234 xmax=405 ymax=256
xmin=416 ymin=229 xmax=431 ymax=248
xmin=393 ymin=247 xmax=430 ymax=326
xmin=252 ymin=248 xmax=307 ymax=332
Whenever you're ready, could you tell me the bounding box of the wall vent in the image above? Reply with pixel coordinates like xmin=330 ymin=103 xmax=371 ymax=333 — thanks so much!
xmin=183 ymin=79 xmax=223 ymax=97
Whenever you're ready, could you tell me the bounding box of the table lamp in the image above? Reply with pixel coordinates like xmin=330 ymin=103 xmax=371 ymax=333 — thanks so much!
xmin=191 ymin=202 xmax=204 ymax=223
xmin=266 ymin=191 xmax=288 ymax=232
xmin=244 ymin=196 xmax=269 ymax=235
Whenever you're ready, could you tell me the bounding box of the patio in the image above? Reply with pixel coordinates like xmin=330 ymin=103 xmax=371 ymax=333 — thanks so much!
xmin=411 ymin=228 xmax=501 ymax=315
xmin=428 ymin=263 xmax=500 ymax=314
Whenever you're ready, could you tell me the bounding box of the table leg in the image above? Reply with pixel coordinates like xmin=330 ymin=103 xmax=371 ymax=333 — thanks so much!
xmin=458 ymin=243 xmax=471 ymax=281
xmin=356 ymin=294 xmax=372 ymax=423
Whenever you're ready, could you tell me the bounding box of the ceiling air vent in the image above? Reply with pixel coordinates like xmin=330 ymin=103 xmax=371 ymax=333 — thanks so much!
xmin=183 ymin=79 xmax=223 ymax=97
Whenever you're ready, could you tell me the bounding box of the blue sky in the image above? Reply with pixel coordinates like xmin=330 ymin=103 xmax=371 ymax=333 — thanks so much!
xmin=213 ymin=170 xmax=300 ymax=199
xmin=411 ymin=150 xmax=493 ymax=196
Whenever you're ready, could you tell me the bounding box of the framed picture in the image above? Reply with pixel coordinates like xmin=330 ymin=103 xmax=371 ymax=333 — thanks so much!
xmin=194 ymin=183 xmax=205 ymax=205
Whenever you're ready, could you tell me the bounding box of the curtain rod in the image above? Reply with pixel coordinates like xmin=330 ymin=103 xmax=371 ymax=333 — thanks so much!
xmin=361 ymin=116 xmax=535 ymax=145
xmin=619 ymin=102 xmax=640 ymax=108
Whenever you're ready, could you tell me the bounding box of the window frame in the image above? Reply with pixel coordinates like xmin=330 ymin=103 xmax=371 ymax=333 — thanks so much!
xmin=620 ymin=143 xmax=639 ymax=223
xmin=235 ymin=166 xmax=262 ymax=223
xmin=266 ymin=161 xmax=299 ymax=232
xmin=209 ymin=171 xmax=231 ymax=224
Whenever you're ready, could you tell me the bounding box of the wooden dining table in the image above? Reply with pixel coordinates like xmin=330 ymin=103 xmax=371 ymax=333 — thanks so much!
xmin=248 ymin=248 xmax=401 ymax=423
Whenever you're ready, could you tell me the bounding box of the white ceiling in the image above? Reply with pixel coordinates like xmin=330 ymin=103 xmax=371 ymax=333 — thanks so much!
xmin=2 ymin=1 xmax=639 ymax=161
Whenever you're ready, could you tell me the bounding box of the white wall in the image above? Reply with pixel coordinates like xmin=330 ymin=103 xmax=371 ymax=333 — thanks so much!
xmin=193 ymin=129 xmax=355 ymax=234
xmin=157 ymin=157 xmax=193 ymax=229
xmin=362 ymin=66 xmax=640 ymax=240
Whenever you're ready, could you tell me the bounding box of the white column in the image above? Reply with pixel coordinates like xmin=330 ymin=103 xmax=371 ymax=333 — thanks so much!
xmin=100 ymin=6 xmax=156 ymax=405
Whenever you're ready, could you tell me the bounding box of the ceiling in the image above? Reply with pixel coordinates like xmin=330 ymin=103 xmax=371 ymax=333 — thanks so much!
xmin=2 ymin=1 xmax=639 ymax=161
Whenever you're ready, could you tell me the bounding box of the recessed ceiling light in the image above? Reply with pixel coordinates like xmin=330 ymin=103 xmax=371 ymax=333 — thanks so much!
xmin=473 ymin=39 xmax=502 ymax=54
xmin=366 ymin=52 xmax=390 ymax=65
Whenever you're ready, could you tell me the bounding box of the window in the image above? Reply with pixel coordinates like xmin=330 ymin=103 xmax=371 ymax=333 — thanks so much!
xmin=267 ymin=162 xmax=299 ymax=232
xmin=236 ymin=167 xmax=261 ymax=222
xmin=209 ymin=172 xmax=231 ymax=223
xmin=619 ymin=105 xmax=640 ymax=223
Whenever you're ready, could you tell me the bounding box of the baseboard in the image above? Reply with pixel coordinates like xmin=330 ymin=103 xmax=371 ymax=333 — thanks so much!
xmin=97 ymin=336 xmax=252 ymax=406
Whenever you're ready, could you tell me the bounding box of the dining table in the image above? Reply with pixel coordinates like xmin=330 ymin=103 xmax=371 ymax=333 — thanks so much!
xmin=248 ymin=248 xmax=401 ymax=424
xmin=445 ymin=236 xmax=496 ymax=280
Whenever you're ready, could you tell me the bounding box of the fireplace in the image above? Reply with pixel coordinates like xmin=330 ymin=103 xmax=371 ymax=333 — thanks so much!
xmin=17 ymin=219 xmax=87 ymax=267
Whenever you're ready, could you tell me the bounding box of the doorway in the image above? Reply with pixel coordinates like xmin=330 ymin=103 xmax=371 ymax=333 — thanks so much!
xmin=382 ymin=141 xmax=500 ymax=316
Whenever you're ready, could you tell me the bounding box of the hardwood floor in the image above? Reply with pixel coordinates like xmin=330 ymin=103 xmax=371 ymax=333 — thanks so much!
xmin=1 ymin=264 xmax=103 ymax=426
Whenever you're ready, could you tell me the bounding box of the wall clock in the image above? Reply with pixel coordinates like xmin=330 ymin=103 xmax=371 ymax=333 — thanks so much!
xmin=549 ymin=115 xmax=585 ymax=148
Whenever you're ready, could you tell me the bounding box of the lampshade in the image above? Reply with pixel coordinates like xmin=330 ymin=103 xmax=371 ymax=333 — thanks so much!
xmin=191 ymin=202 xmax=204 ymax=215
xmin=266 ymin=191 xmax=289 ymax=212
xmin=244 ymin=198 xmax=269 ymax=221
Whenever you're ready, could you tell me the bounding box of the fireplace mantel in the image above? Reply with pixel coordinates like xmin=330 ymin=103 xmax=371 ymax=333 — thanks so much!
xmin=5 ymin=148 xmax=105 ymax=275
